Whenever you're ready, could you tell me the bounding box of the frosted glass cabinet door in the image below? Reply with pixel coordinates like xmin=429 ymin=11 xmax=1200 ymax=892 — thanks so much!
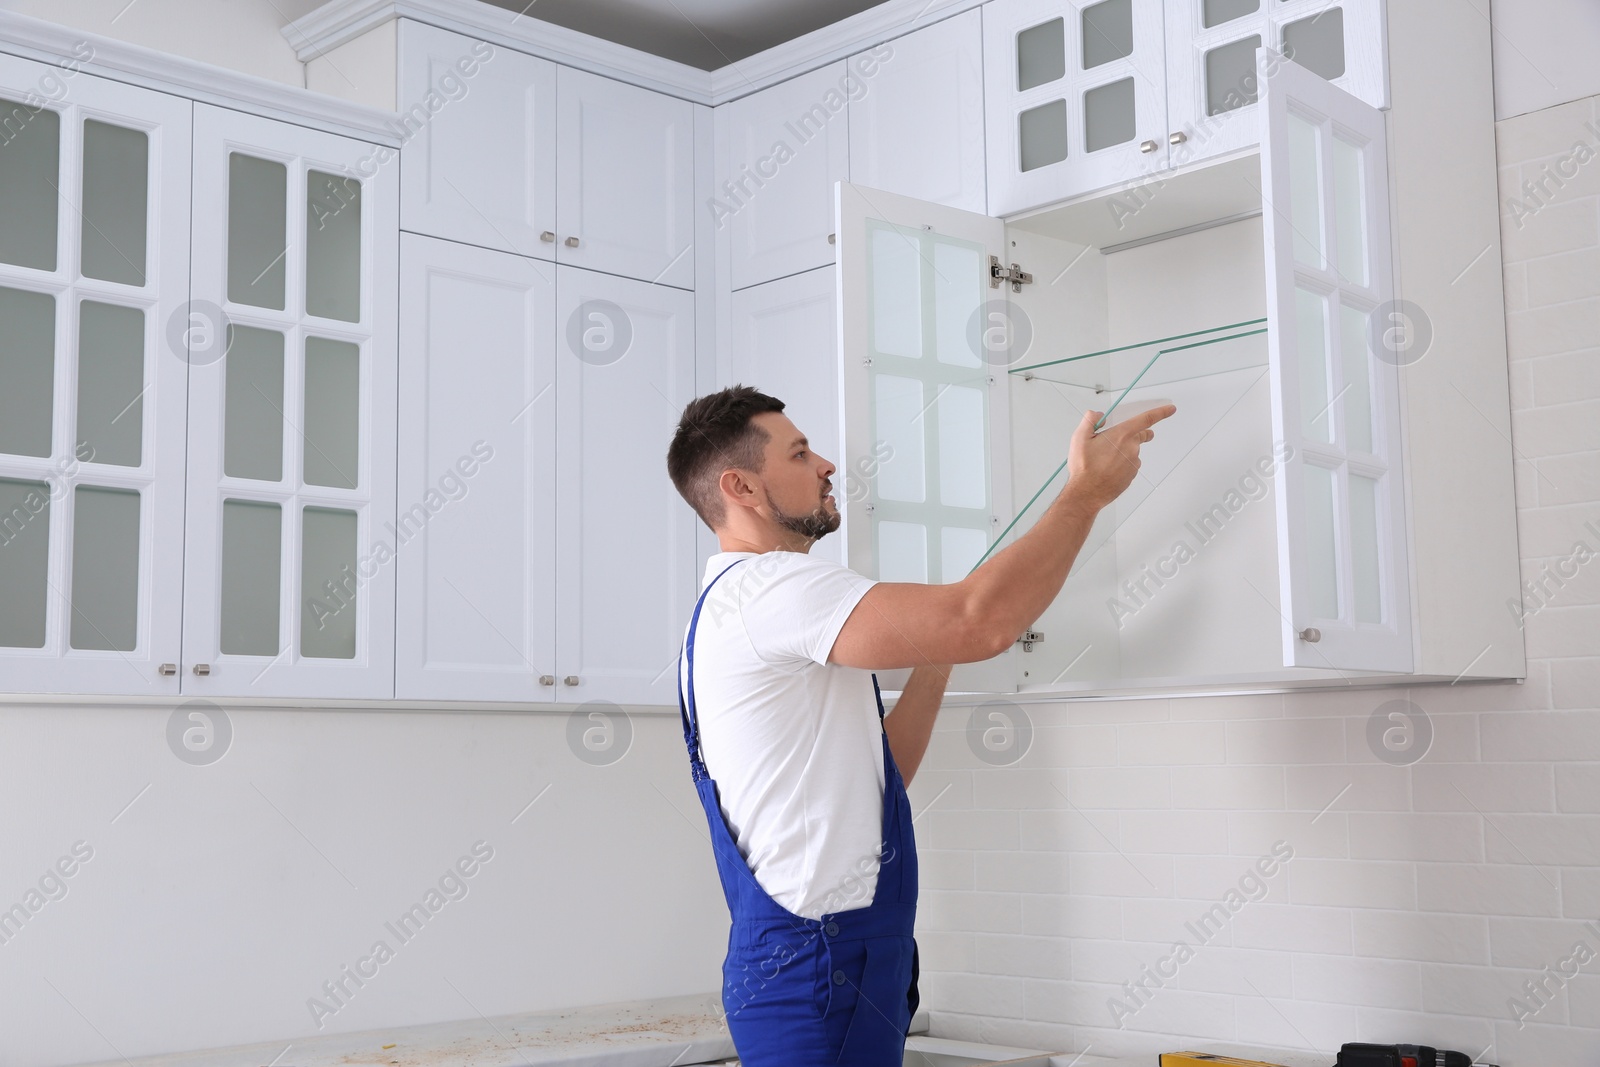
xmin=0 ymin=54 xmax=191 ymax=695
xmin=1164 ymin=0 xmax=1388 ymax=169
xmin=397 ymin=20 xmax=556 ymax=259
xmin=1261 ymin=57 xmax=1411 ymax=672
xmin=182 ymin=104 xmax=398 ymax=699
xmin=555 ymin=66 xmax=695 ymax=289
xmin=835 ymin=182 xmax=1016 ymax=695
xmin=983 ymin=0 xmax=1169 ymax=216
xmin=395 ymin=233 xmax=558 ymax=702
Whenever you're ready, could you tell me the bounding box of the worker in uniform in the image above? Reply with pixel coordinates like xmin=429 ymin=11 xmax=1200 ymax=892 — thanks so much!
xmin=666 ymin=384 xmax=1171 ymax=1065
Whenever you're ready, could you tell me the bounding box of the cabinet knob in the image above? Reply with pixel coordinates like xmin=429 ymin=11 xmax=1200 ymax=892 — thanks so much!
xmin=1297 ymin=628 xmax=1322 ymax=643
xmin=539 ymin=674 xmax=555 ymax=686
xmin=540 ymin=231 xmax=556 ymax=242
xmin=1139 ymin=139 xmax=1157 ymax=153
xmin=158 ymin=662 xmax=177 ymax=676
xmin=563 ymin=675 xmax=579 ymax=686
xmin=193 ymin=663 xmax=212 ymax=676
xmin=1168 ymin=131 xmax=1188 ymax=145
xmin=564 ymin=236 xmax=580 ymax=248
xmin=827 ymin=233 xmax=836 ymax=245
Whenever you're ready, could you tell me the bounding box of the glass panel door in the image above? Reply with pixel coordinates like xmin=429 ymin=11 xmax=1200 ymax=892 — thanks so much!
xmin=0 ymin=53 xmax=190 ymax=694
xmin=182 ymin=104 xmax=397 ymax=699
xmin=836 ymin=181 xmax=1015 ymax=695
xmin=1261 ymin=55 xmax=1411 ymax=672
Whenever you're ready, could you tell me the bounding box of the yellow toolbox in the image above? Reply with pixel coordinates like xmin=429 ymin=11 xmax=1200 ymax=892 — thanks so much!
xmin=1159 ymin=1056 xmax=1294 ymax=1067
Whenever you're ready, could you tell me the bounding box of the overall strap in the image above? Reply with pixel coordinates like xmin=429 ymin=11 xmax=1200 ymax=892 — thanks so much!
xmin=678 ymin=557 xmax=750 ymax=781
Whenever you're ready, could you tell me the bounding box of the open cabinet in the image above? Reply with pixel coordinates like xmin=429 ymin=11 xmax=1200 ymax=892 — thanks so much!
xmin=836 ymin=52 xmax=1505 ymax=699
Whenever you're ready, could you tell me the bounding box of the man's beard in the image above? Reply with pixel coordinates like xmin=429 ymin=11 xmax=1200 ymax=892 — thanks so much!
xmin=771 ymin=492 xmax=839 ymax=542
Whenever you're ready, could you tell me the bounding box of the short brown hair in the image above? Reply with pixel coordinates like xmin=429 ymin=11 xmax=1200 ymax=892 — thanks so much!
xmin=667 ymin=384 xmax=786 ymax=531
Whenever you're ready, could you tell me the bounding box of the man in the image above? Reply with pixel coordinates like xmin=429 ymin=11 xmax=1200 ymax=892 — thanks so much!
xmin=666 ymin=384 xmax=1172 ymax=1065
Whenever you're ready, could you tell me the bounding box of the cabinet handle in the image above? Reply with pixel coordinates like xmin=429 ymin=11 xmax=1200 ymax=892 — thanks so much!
xmin=564 ymin=236 xmax=580 ymax=248
xmin=539 ymin=674 xmax=555 ymax=686
xmin=563 ymin=675 xmax=579 ymax=686
xmin=158 ymin=662 xmax=177 ymax=676
xmin=540 ymin=231 xmax=556 ymax=242
xmin=1168 ymin=131 xmax=1187 ymax=145
xmin=1139 ymin=139 xmax=1157 ymax=153
xmin=193 ymin=663 xmax=212 ymax=676
xmin=1297 ymin=628 xmax=1322 ymax=643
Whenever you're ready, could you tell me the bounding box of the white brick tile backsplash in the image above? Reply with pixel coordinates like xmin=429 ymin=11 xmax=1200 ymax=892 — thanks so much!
xmin=1344 ymin=703 xmax=1479 ymax=764
xmin=1022 ymin=976 xmax=1129 ymax=1028
xmin=1289 ymin=858 xmax=1417 ymax=910
xmin=1354 ymin=1005 xmax=1495 ymax=1052
xmin=1167 ymin=766 xmax=1287 ymax=810
xmin=919 ymin=889 xmax=1024 ymax=933
xmin=919 ymin=848 xmax=977 ymax=889
xmin=1069 ymin=937 xmax=1160 ymax=985
xmin=1017 ymin=808 xmax=1123 ymax=853
xmin=1116 ymin=721 xmax=1228 ymax=765
xmin=974 ymin=850 xmax=1072 ymax=893
xmin=1570 ymin=974 xmax=1600 ymax=1028
xmin=1285 ymin=765 xmax=1410 ymax=813
xmin=1415 ymin=863 xmax=1562 ymax=916
xmin=1069 ymin=852 xmax=1175 ymax=898
xmin=1523 ymin=603 xmax=1600 ymax=657
xmin=1234 ymin=996 xmax=1356 ymax=1052
xmin=1226 ymin=717 xmax=1346 ymax=764
xmin=1172 ymin=854 xmax=1292 ymax=904
xmin=1500 ymin=197 xmax=1600 ymax=261
xmin=1557 ymin=763 xmax=1600 ymax=810
xmin=1480 ymin=813 xmax=1600 ymax=864
xmin=1563 ymin=868 xmax=1600 ymax=918
xmin=1229 ymin=810 xmax=1350 ymax=858
xmin=1536 ymin=447 xmax=1600 ymax=504
xmin=1347 ymin=813 xmax=1484 ymax=862
xmin=970 ymin=766 xmax=1074 ymax=810
xmin=1351 ymin=910 xmax=1491 ymax=965
xmin=1021 ymin=893 xmax=1123 ymax=939
xmin=974 ymin=932 xmax=1072 ymax=979
xmin=1066 ymin=766 xmax=1174 ymax=809
xmin=1015 ymin=723 xmax=1119 ymax=767
xmin=1494 ymin=96 xmax=1596 ymax=166
xmin=1525 ymin=248 xmax=1600 ymax=307
xmin=1229 ymin=902 xmax=1354 ymax=954
xmin=1481 ymin=709 xmax=1600 ymax=760
xmin=1411 ymin=762 xmax=1555 ymax=811
xmin=1533 ymin=348 xmax=1600 ymax=406
xmin=1486 ymin=915 xmax=1600 ymax=968
xmin=1118 ymin=810 xmax=1230 ymax=854
xmin=1174 ymin=945 xmax=1295 ymax=996
xmin=1494 ymin=1019 xmax=1600 ymax=1063
xmin=1549 ymin=657 xmax=1599 ymax=710
xmin=1422 ymin=961 xmax=1565 ymax=1018
xmin=921 ymin=809 xmax=1021 ymax=851
xmin=1291 ymin=954 xmax=1424 ymax=1009
xmin=1118 ymin=987 xmax=1238 ymax=1039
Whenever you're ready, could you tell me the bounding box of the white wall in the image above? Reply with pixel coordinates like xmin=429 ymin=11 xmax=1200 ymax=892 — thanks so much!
xmin=1490 ymin=0 xmax=1600 ymax=120
xmin=908 ymin=87 xmax=1600 ymax=1067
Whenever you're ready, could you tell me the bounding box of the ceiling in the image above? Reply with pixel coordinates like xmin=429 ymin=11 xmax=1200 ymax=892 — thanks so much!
xmin=475 ymin=0 xmax=891 ymax=70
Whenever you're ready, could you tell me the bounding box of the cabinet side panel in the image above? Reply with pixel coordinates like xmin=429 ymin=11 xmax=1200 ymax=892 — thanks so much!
xmin=1386 ymin=0 xmax=1525 ymax=678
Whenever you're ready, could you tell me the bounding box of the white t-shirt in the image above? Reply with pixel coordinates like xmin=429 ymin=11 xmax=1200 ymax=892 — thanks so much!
xmin=680 ymin=550 xmax=885 ymax=921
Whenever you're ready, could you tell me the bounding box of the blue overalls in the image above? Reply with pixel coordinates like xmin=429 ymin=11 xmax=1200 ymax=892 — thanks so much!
xmin=678 ymin=557 xmax=920 ymax=1065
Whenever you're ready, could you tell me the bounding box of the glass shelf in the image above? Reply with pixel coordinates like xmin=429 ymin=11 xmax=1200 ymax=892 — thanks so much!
xmin=969 ymin=318 xmax=1270 ymax=576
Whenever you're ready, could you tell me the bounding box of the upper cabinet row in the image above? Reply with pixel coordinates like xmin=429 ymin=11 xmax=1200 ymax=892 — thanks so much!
xmin=398 ymin=20 xmax=698 ymax=290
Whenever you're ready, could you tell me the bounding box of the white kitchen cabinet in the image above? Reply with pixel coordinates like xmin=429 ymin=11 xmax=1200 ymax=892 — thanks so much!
xmin=555 ymin=66 xmax=695 ymax=289
xmin=983 ymin=0 xmax=1171 ymax=217
xmin=554 ymin=267 xmax=698 ymax=706
xmin=725 ymin=266 xmax=843 ymax=567
xmin=1163 ymin=0 xmax=1388 ymax=170
xmin=395 ymin=233 xmax=558 ymax=703
xmin=0 ymin=54 xmax=192 ymax=695
xmin=983 ymin=0 xmax=1389 ymax=216
xmin=836 ymin=52 xmax=1517 ymax=697
xmin=182 ymin=103 xmax=399 ymax=700
xmin=397 ymin=20 xmax=556 ymax=260
xmin=848 ymin=9 xmax=987 ymax=215
xmin=716 ymin=62 xmax=852 ymax=291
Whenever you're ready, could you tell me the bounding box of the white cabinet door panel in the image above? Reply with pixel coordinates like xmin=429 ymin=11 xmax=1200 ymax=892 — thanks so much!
xmin=835 ymin=182 xmax=1017 ymax=695
xmin=183 ymin=104 xmax=398 ymax=699
xmin=396 ymin=234 xmax=558 ymax=703
xmin=398 ymin=20 xmax=556 ymax=259
xmin=1165 ymin=0 xmax=1388 ymax=170
xmin=717 ymin=63 xmax=851 ymax=291
xmin=1261 ymin=57 xmax=1410 ymax=672
xmin=555 ymin=267 xmax=698 ymax=705
xmin=984 ymin=0 xmax=1170 ymax=216
xmin=849 ymin=10 xmax=987 ymax=214
xmin=0 ymin=55 xmax=191 ymax=695
xmin=727 ymin=267 xmax=843 ymax=567
xmin=556 ymin=67 xmax=695 ymax=288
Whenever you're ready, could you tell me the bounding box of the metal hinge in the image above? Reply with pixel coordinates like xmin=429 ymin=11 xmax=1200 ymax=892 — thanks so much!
xmin=1014 ymin=629 xmax=1044 ymax=652
xmin=989 ymin=256 xmax=1033 ymax=292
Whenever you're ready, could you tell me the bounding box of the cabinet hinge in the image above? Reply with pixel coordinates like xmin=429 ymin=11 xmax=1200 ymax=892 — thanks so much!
xmin=989 ymin=255 xmax=1033 ymax=292
xmin=1014 ymin=629 xmax=1044 ymax=652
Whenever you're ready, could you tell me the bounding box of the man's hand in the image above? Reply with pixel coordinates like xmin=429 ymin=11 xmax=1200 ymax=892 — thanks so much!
xmin=1065 ymin=403 xmax=1176 ymax=512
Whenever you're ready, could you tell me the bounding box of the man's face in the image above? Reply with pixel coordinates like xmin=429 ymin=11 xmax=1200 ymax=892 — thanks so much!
xmin=752 ymin=411 xmax=839 ymax=542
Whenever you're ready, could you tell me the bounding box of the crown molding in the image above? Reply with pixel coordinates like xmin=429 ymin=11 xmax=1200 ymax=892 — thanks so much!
xmin=283 ymin=0 xmax=986 ymax=108
xmin=0 ymin=8 xmax=407 ymax=145
xmin=704 ymin=0 xmax=982 ymax=103
xmin=284 ymin=0 xmax=717 ymax=103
